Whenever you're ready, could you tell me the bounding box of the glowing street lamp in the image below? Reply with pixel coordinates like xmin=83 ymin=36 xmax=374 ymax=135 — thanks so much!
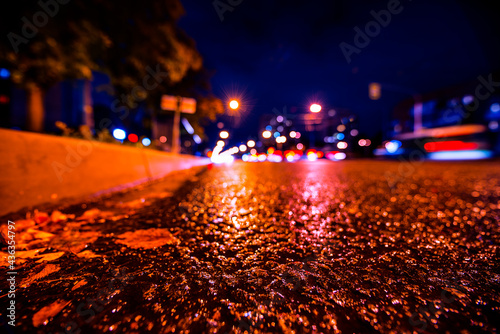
xmin=247 ymin=140 xmax=256 ymax=148
xmin=262 ymin=130 xmax=272 ymax=139
xmin=220 ymin=131 xmax=229 ymax=139
xmin=229 ymin=100 xmax=239 ymax=110
xmin=337 ymin=141 xmax=348 ymax=149
xmin=310 ymin=104 xmax=322 ymax=113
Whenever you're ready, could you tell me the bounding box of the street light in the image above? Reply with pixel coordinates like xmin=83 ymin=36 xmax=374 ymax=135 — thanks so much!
xmin=276 ymin=136 xmax=287 ymax=144
xmin=310 ymin=104 xmax=322 ymax=113
xmin=229 ymin=100 xmax=239 ymax=110
xmin=220 ymin=131 xmax=229 ymax=139
xmin=337 ymin=141 xmax=348 ymax=149
xmin=262 ymin=130 xmax=272 ymax=139
xmin=276 ymin=136 xmax=287 ymax=151
xmin=308 ymin=104 xmax=322 ymax=148
xmin=247 ymin=140 xmax=256 ymax=148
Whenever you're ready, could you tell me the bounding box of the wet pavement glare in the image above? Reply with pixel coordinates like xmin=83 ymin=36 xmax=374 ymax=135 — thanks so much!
xmin=2 ymin=160 xmax=500 ymax=333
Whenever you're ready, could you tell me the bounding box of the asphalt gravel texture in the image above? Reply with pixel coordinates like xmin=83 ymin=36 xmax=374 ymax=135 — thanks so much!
xmin=2 ymin=160 xmax=500 ymax=333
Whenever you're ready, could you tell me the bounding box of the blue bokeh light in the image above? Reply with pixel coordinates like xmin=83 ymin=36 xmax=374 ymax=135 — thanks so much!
xmin=0 ymin=68 xmax=10 ymax=79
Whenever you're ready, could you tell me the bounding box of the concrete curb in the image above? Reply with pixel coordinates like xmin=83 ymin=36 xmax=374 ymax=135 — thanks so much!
xmin=0 ymin=129 xmax=209 ymax=216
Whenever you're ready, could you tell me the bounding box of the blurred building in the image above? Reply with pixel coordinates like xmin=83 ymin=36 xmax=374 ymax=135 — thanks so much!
xmin=385 ymin=72 xmax=500 ymax=157
xmin=0 ymin=70 xmax=155 ymax=140
xmin=392 ymin=77 xmax=498 ymax=135
xmin=258 ymin=106 xmax=363 ymax=154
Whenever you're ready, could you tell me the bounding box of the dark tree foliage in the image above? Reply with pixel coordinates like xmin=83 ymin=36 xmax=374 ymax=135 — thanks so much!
xmin=0 ymin=0 xmax=223 ymax=132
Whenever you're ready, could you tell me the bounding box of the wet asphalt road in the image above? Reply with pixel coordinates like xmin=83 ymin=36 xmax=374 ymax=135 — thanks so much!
xmin=2 ymin=160 xmax=500 ymax=333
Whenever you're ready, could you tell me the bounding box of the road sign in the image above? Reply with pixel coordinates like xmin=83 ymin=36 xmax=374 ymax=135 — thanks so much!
xmin=161 ymin=96 xmax=197 ymax=114
xmin=160 ymin=95 xmax=197 ymax=154
xmin=161 ymin=95 xmax=178 ymax=111
xmin=180 ymin=97 xmax=196 ymax=114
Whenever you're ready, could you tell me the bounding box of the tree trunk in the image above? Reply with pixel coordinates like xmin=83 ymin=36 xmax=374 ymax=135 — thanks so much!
xmin=26 ymin=85 xmax=45 ymax=132
xmin=172 ymin=109 xmax=181 ymax=154
xmin=82 ymin=79 xmax=94 ymax=133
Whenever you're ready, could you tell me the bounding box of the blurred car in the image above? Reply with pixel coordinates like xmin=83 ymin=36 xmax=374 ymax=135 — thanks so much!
xmin=374 ymin=124 xmax=494 ymax=160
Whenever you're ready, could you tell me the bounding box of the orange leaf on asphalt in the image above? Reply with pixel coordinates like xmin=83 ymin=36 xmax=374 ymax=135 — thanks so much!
xmin=32 ymin=300 xmax=70 ymax=327
xmin=50 ymin=210 xmax=72 ymax=223
xmin=35 ymin=252 xmax=65 ymax=263
xmin=34 ymin=211 xmax=50 ymax=225
xmin=76 ymin=250 xmax=101 ymax=258
xmin=21 ymin=264 xmax=60 ymax=287
xmin=16 ymin=249 xmax=47 ymax=258
xmin=77 ymin=208 xmax=114 ymax=222
xmin=115 ymin=228 xmax=179 ymax=249
xmin=71 ymin=279 xmax=88 ymax=291
xmin=13 ymin=218 xmax=36 ymax=231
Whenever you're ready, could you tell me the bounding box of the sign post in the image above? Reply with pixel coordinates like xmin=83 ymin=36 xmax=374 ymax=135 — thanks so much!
xmin=161 ymin=95 xmax=196 ymax=154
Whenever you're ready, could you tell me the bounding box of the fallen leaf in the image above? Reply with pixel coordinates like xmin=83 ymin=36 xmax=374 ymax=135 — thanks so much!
xmin=32 ymin=300 xmax=70 ymax=327
xmin=17 ymin=228 xmax=57 ymax=250
xmin=50 ymin=210 xmax=72 ymax=223
xmin=22 ymin=238 xmax=50 ymax=250
xmin=13 ymin=219 xmax=36 ymax=231
xmin=77 ymin=208 xmax=114 ymax=222
xmin=116 ymin=228 xmax=179 ymax=249
xmin=26 ymin=228 xmax=55 ymax=240
xmin=35 ymin=252 xmax=65 ymax=263
xmin=51 ymin=231 xmax=100 ymax=254
xmin=34 ymin=211 xmax=50 ymax=225
xmin=71 ymin=279 xmax=88 ymax=291
xmin=21 ymin=264 xmax=60 ymax=287
xmin=77 ymin=250 xmax=101 ymax=258
xmin=16 ymin=249 xmax=47 ymax=258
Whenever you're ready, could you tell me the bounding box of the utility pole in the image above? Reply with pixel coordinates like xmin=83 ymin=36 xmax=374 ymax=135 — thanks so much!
xmin=172 ymin=98 xmax=181 ymax=154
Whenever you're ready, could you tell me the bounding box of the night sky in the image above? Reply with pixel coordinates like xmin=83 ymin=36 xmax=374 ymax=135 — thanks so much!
xmin=178 ymin=0 xmax=500 ymax=147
